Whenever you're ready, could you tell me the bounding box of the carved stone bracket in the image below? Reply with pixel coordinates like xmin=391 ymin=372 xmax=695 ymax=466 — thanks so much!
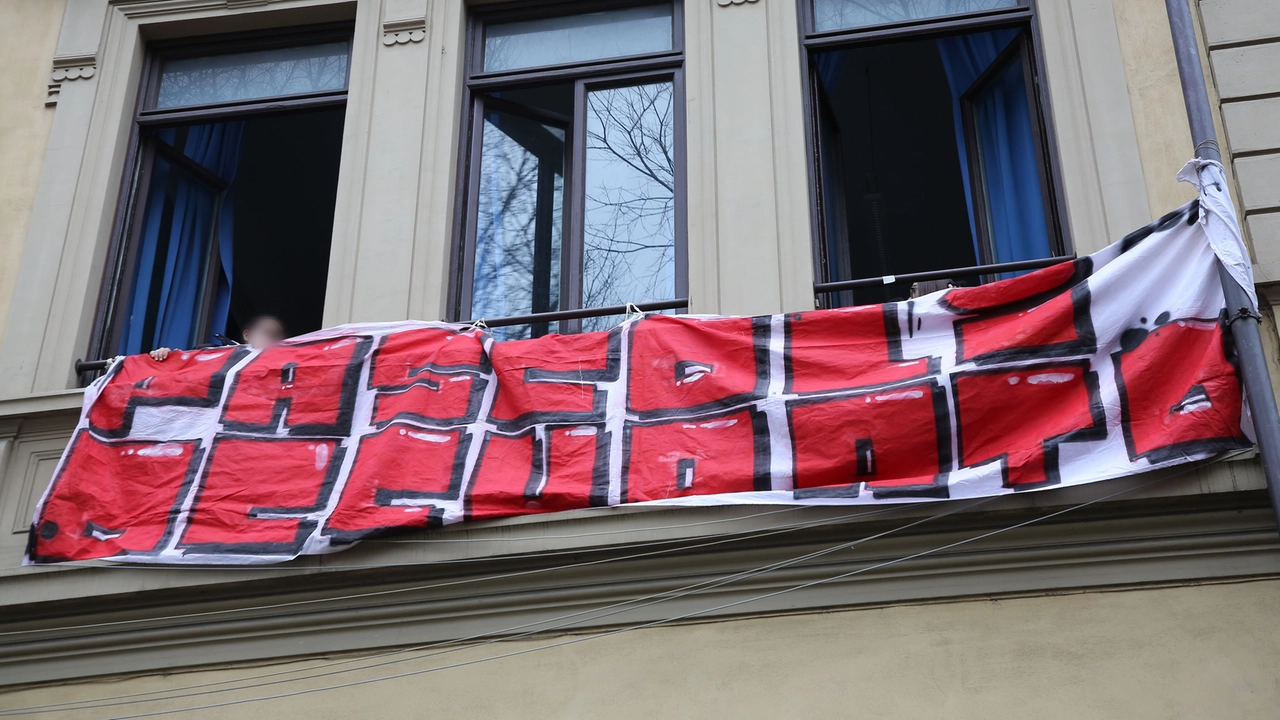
xmin=382 ymin=17 xmax=427 ymax=45
xmin=715 ymin=0 xmax=760 ymax=6
xmin=46 ymin=53 xmax=97 ymax=106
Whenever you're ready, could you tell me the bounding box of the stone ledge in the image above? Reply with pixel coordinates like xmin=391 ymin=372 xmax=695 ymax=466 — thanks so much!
xmin=0 ymin=390 xmax=83 ymax=420
xmin=0 ymin=492 xmax=1275 ymax=688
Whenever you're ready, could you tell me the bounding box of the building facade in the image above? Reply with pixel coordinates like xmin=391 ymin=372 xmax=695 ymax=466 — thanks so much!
xmin=1 ymin=0 xmax=1280 ymax=716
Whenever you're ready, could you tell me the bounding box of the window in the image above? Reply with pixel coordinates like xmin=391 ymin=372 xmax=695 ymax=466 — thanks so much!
xmin=454 ymin=1 xmax=686 ymax=339
xmin=801 ymin=0 xmax=1068 ymax=307
xmin=88 ymin=26 xmax=350 ymax=360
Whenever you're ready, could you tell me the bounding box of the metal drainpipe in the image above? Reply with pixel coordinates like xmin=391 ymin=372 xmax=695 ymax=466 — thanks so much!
xmin=1165 ymin=0 xmax=1280 ymax=531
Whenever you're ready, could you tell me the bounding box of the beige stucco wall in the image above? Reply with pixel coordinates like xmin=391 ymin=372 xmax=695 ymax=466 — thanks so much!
xmin=2 ymin=579 xmax=1278 ymax=719
xmin=1113 ymin=0 xmax=1199 ymax=216
xmin=0 ymin=0 xmax=65 ymax=342
xmin=1113 ymin=0 xmax=1242 ymax=221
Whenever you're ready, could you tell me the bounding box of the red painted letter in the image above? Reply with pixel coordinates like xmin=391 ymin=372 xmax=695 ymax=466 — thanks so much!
xmin=89 ymin=348 xmax=246 ymax=437
xmin=221 ymin=336 xmax=371 ymax=435
xmin=790 ymin=382 xmax=949 ymax=498
xmin=952 ymin=363 xmax=1105 ymax=488
xmin=324 ymin=423 xmax=469 ymax=542
xmin=30 ymin=432 xmax=201 ymax=561
xmin=180 ymin=437 xmax=340 ymax=554
xmin=1114 ymin=318 xmax=1249 ymax=462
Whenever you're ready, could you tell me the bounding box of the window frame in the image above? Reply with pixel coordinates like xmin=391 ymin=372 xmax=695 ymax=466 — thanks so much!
xmin=86 ymin=23 xmax=354 ymax=368
xmin=796 ymin=0 xmax=1072 ymax=306
xmin=450 ymin=0 xmax=688 ymax=334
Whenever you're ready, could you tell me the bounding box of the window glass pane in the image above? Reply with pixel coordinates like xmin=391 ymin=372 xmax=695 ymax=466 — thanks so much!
xmin=969 ymin=50 xmax=1051 ymax=276
xmin=471 ymin=109 xmax=566 ymax=341
xmin=812 ymin=0 xmax=1019 ymax=33
xmin=156 ymin=42 xmax=349 ymax=109
xmin=581 ymin=81 xmax=677 ymax=333
xmin=483 ymin=4 xmax=673 ymax=73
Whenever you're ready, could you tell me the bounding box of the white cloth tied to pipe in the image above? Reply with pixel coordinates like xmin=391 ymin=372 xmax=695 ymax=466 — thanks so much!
xmin=1178 ymin=158 xmax=1257 ymax=310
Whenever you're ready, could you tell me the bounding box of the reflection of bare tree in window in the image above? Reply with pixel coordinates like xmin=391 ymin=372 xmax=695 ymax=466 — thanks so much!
xmin=471 ymin=116 xmax=564 ymax=341
xmin=157 ymin=45 xmax=349 ymax=108
xmin=581 ymin=81 xmax=675 ymax=331
xmin=481 ymin=6 xmax=676 ymax=73
xmin=814 ymin=0 xmax=1016 ymax=31
xmin=468 ymin=83 xmax=673 ymax=339
xmin=484 ymin=36 xmax=516 ymax=74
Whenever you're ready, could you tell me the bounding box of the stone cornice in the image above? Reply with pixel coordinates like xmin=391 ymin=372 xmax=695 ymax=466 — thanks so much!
xmin=382 ymin=16 xmax=427 ymax=45
xmin=0 ymin=494 xmax=1275 ymax=688
xmin=46 ymin=53 xmax=98 ymax=106
xmin=0 ymin=390 xmax=83 ymax=419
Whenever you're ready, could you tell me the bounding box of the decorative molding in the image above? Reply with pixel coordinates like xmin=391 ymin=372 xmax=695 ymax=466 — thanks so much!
xmin=0 ymin=414 xmax=78 ymax=535
xmin=45 ymin=53 xmax=97 ymax=106
xmin=111 ymin=0 xmax=242 ymax=19
xmin=382 ymin=16 xmax=427 ymax=45
xmin=8 ymin=449 xmax=61 ymax=535
xmin=0 ymin=390 xmax=83 ymax=419
xmin=0 ymin=498 xmax=1276 ymax=688
xmin=715 ymin=0 xmax=759 ymax=7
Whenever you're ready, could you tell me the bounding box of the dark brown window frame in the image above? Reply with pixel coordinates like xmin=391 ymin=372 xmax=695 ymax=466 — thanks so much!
xmin=797 ymin=0 xmax=1073 ymax=305
xmin=449 ymin=0 xmax=688 ymax=334
xmin=86 ymin=23 xmax=353 ymax=371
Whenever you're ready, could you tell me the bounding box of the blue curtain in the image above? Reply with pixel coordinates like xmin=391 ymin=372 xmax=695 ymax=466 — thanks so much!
xmin=937 ymin=30 xmax=1050 ymax=275
xmin=120 ymin=122 xmax=243 ymax=355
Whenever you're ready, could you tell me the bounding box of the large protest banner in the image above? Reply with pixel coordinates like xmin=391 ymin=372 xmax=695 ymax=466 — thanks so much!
xmin=26 ymin=186 xmax=1255 ymax=565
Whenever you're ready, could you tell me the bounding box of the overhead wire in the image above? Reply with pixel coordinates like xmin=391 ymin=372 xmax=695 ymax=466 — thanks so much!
xmin=89 ymin=466 xmax=1186 ymax=720
xmin=364 ymin=505 xmax=806 ymax=542
xmin=0 ymin=507 xmax=888 ymax=578
xmin=0 ymin=495 xmax=989 ymax=716
xmin=3 ymin=452 xmax=1229 ymax=719
xmin=0 ymin=504 xmax=908 ymax=638
xmin=7 ymin=507 xmax=860 ymax=573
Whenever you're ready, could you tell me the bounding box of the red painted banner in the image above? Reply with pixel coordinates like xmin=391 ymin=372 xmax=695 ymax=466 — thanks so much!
xmin=26 ymin=199 xmax=1254 ymax=564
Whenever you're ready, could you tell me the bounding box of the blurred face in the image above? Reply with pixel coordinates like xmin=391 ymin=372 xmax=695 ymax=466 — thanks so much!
xmin=243 ymin=318 xmax=286 ymax=348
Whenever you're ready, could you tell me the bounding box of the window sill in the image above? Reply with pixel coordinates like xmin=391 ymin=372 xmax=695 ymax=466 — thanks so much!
xmin=0 ymin=389 xmax=85 ymax=420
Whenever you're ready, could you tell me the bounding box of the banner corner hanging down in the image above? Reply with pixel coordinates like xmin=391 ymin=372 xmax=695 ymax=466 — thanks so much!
xmin=27 ymin=197 xmax=1256 ymax=565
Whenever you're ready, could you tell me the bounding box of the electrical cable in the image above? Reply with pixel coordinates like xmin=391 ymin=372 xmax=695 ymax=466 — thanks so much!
xmin=0 ymin=496 xmax=988 ymax=716
xmin=0 ymin=506 xmax=885 ymax=576
xmin=91 ymin=466 xmax=1182 ymax=720
xmin=0 ymin=505 xmax=906 ymax=638
xmin=10 ymin=507 xmax=866 ymax=573
xmin=365 ymin=505 xmax=805 ymax=542
xmin=4 ymin=452 xmax=1228 ymax=719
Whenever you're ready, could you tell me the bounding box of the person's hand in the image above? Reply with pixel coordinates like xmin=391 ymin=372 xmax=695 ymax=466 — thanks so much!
xmin=149 ymin=347 xmax=171 ymax=361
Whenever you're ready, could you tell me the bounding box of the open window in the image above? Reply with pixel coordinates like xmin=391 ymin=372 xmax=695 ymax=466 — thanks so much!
xmin=89 ymin=26 xmax=350 ymax=361
xmin=455 ymin=1 xmax=686 ymax=339
xmin=804 ymin=2 xmax=1067 ymax=307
